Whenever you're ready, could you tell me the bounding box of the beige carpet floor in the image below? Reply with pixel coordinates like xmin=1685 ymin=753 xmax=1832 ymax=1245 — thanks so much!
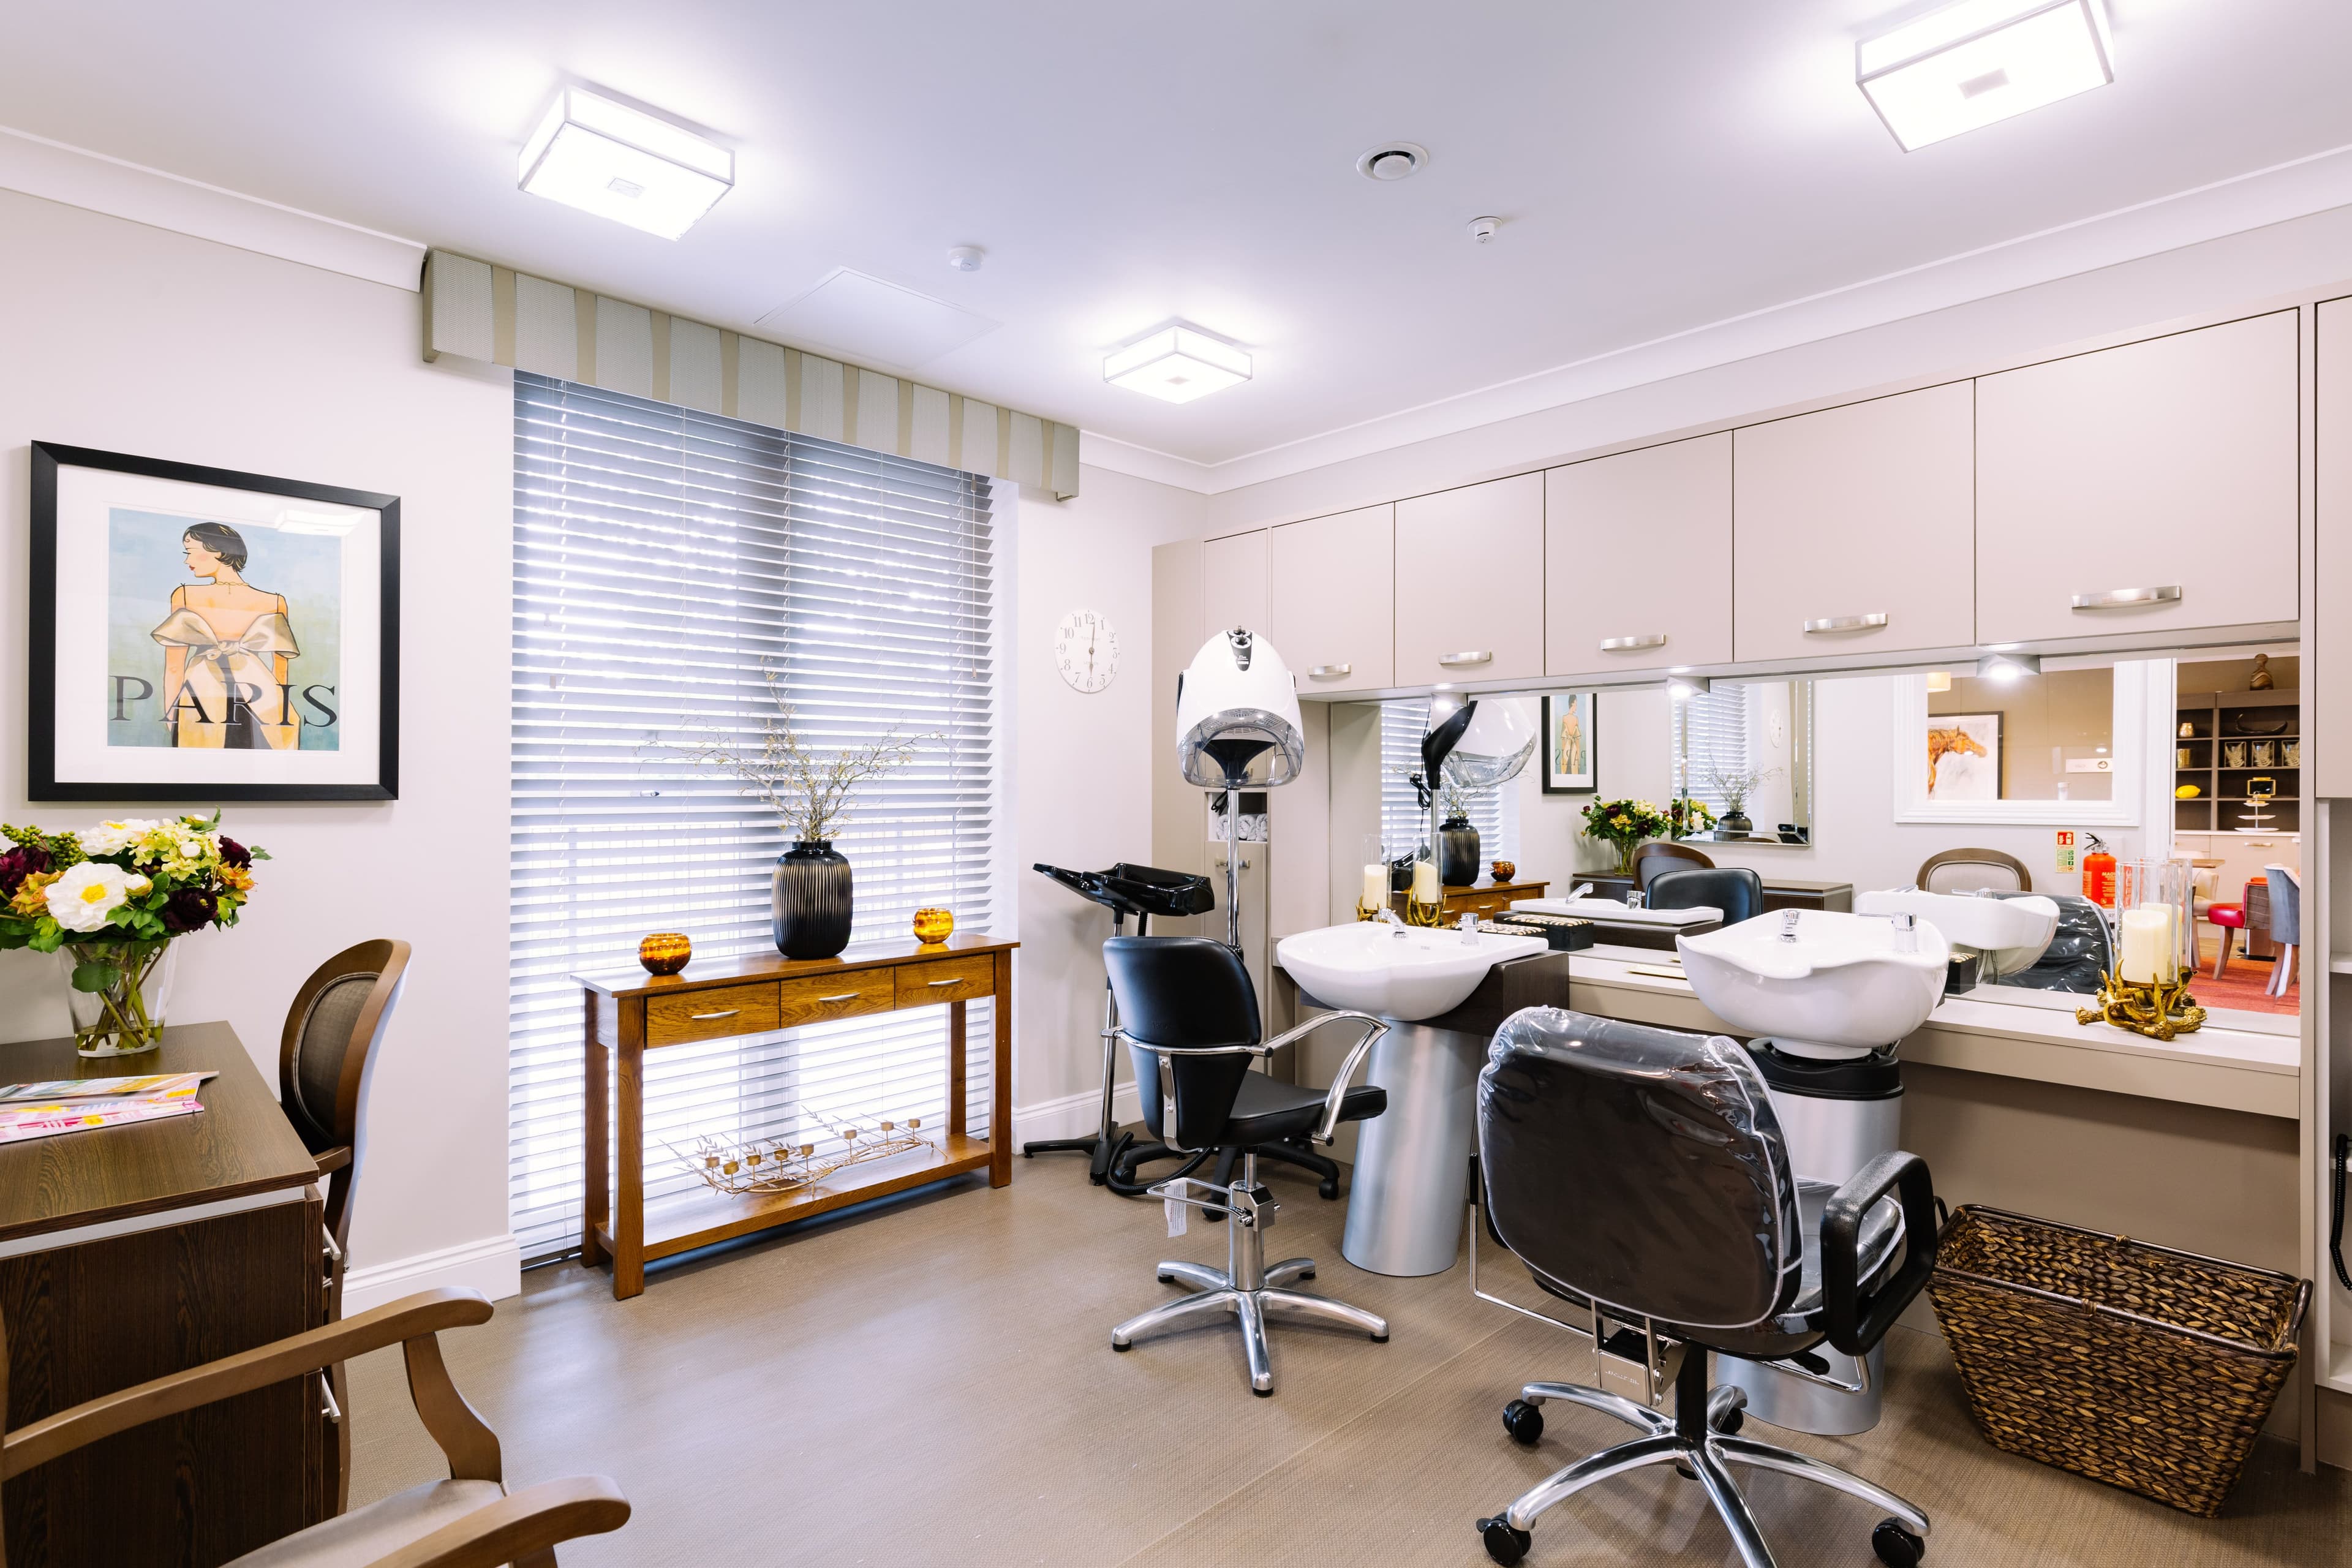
xmin=348 ymin=1156 xmax=2346 ymax=1566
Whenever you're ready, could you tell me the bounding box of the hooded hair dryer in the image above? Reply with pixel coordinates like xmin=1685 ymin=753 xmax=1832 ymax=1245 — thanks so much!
xmin=1175 ymin=627 xmax=1304 ymax=947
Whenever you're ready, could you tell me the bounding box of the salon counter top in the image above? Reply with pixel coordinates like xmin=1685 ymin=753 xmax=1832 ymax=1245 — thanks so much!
xmin=1561 ymin=943 xmax=2300 ymax=1121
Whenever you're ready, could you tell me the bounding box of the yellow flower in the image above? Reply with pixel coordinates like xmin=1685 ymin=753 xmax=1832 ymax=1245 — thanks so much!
xmin=219 ymin=864 xmax=254 ymax=893
xmin=1610 ymin=814 xmax=1632 ymax=831
xmin=10 ymin=870 xmax=59 ymax=918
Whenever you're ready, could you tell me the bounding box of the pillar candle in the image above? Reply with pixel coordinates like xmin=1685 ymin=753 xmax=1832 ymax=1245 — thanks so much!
xmin=1362 ymin=864 xmax=1387 ymax=910
xmin=1412 ymin=859 xmax=1439 ymax=904
xmin=2118 ymin=907 xmax=2169 ymax=983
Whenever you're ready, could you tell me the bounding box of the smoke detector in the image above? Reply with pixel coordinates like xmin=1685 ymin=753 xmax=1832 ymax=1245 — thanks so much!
xmin=1468 ymin=216 xmax=1501 ymax=244
xmin=1355 ymin=143 xmax=1429 ymax=181
xmin=946 ymin=245 xmax=985 ymax=272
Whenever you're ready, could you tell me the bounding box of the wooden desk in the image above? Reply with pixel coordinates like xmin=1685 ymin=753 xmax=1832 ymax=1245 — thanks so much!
xmin=1439 ymin=878 xmax=1549 ymax=919
xmin=576 ymin=934 xmax=1017 ymax=1300
xmin=0 ymin=1022 xmax=330 ymax=1567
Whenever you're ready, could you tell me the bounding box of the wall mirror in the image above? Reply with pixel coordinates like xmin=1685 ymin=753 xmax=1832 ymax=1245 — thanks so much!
xmin=1669 ymin=679 xmax=1814 ymax=845
xmin=1893 ymin=660 xmax=2152 ymax=826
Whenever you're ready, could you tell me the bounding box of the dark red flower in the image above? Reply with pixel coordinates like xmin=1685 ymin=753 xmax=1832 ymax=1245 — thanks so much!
xmin=160 ymin=886 xmax=219 ymax=933
xmin=0 ymin=844 xmax=51 ymax=899
xmin=217 ymin=837 xmax=252 ymax=869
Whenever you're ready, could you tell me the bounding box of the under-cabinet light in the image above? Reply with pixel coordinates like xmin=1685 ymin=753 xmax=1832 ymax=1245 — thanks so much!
xmin=519 ymin=87 xmax=733 ymax=239
xmin=1858 ymin=0 xmax=2114 ymax=152
xmin=1104 ymin=325 xmax=1253 ymax=404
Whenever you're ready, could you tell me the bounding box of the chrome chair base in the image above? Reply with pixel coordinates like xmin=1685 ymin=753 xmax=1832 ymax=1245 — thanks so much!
xmin=1477 ymin=1378 xmax=1930 ymax=1568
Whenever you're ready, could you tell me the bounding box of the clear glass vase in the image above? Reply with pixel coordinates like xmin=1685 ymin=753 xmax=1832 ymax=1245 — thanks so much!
xmin=59 ymin=938 xmax=178 ymax=1057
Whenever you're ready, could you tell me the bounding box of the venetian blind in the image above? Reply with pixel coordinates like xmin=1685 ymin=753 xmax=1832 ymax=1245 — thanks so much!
xmin=509 ymin=374 xmax=998 ymax=1262
xmin=1377 ymin=699 xmax=1516 ymax=867
xmin=1674 ymin=685 xmax=1751 ymax=812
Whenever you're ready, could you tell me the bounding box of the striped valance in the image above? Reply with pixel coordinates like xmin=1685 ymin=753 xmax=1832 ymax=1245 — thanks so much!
xmin=421 ymin=249 xmax=1079 ymax=497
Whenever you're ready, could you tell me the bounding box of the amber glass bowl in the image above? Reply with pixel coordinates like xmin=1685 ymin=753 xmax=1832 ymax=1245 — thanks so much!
xmin=912 ymin=907 xmax=955 ymax=944
xmin=1490 ymin=860 xmax=1517 ymax=884
xmin=638 ymin=932 xmax=692 ymax=975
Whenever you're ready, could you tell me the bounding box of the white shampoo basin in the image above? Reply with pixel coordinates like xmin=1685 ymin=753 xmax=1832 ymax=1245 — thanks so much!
xmin=1276 ymin=922 xmax=1547 ymax=1023
xmin=1676 ymin=909 xmax=1949 ymax=1052
xmin=1853 ymin=888 xmax=2059 ymax=977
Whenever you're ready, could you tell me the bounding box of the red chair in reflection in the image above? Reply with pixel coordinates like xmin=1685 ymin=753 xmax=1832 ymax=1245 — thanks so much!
xmin=2206 ymin=892 xmax=2248 ymax=980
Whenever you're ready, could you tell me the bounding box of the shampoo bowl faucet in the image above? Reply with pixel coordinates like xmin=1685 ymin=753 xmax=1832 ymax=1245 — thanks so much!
xmin=1379 ymin=907 xmax=1411 ymax=938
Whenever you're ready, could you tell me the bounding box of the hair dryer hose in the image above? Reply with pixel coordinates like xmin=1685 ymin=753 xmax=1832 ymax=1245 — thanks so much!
xmin=2334 ymin=1133 xmax=2351 ymax=1293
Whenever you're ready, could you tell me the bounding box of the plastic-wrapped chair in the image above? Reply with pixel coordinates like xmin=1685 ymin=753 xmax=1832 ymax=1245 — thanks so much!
xmin=1984 ymin=892 xmax=2111 ymax=995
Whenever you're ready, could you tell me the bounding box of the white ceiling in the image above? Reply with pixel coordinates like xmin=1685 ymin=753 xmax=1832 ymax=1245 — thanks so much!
xmin=6 ymin=1 xmax=2351 ymax=477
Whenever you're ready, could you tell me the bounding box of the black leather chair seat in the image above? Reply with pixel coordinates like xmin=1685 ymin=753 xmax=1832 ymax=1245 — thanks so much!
xmin=1224 ymin=1072 xmax=1387 ymax=1145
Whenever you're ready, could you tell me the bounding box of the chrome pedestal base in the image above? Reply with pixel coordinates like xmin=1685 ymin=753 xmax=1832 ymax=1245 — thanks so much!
xmin=1343 ymin=1019 xmax=1487 ymax=1276
xmin=1479 ymin=1374 xmax=1929 ymax=1568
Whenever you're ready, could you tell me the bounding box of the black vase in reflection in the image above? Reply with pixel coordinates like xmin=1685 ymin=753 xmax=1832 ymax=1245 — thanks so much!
xmin=772 ymin=841 xmax=853 ymax=959
xmin=1438 ymin=818 xmax=1481 ymax=887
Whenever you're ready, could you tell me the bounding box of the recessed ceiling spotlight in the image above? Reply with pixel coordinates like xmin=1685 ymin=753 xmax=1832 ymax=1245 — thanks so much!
xmin=1103 ymin=323 xmax=1253 ymax=404
xmin=519 ymin=86 xmax=733 ymax=238
xmin=1858 ymin=0 xmax=2114 ymax=151
xmin=1355 ymin=143 xmax=1429 ymax=182
xmin=946 ymin=245 xmax=986 ymax=272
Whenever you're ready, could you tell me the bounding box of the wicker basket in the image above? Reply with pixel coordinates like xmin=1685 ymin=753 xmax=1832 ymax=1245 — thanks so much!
xmin=1928 ymin=1205 xmax=2309 ymax=1516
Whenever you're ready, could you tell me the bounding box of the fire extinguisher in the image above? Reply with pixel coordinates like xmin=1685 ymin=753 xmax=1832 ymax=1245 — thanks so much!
xmin=2081 ymin=832 xmax=2116 ymax=908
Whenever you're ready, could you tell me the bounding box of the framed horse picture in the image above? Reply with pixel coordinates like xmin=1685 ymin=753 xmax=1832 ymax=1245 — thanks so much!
xmin=29 ymin=442 xmax=400 ymax=801
xmin=1925 ymin=712 xmax=2002 ymax=801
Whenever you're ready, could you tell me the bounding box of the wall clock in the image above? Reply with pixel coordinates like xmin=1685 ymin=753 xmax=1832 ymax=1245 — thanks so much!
xmin=1055 ymin=609 xmax=1118 ymax=693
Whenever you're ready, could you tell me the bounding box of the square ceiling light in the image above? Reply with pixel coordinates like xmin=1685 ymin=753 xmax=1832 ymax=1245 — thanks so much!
xmin=519 ymin=87 xmax=733 ymax=238
xmin=1103 ymin=325 xmax=1253 ymax=403
xmin=1859 ymin=0 xmax=2114 ymax=152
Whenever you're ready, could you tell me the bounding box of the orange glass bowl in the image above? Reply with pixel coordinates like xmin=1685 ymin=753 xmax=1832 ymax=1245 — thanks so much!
xmin=912 ymin=907 xmax=955 ymax=944
xmin=638 ymin=932 xmax=692 ymax=976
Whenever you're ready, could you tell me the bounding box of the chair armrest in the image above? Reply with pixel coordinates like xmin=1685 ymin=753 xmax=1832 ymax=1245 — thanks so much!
xmin=1261 ymin=1009 xmax=1389 ymax=1145
xmin=1 ymin=1287 xmax=492 ymax=1482
xmin=1821 ymin=1152 xmax=1939 ymax=1357
xmin=361 ymin=1474 xmax=631 ymax=1568
xmin=314 ymin=1144 xmax=354 ymax=1177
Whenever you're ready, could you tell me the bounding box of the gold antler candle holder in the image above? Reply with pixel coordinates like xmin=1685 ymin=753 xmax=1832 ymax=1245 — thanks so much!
xmin=1355 ymin=897 xmax=1389 ymax=922
xmin=2075 ymin=968 xmax=2206 ymax=1041
xmin=1405 ymin=892 xmax=1449 ymax=927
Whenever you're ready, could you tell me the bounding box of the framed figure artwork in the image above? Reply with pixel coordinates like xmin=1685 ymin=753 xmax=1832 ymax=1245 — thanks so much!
xmin=29 ymin=443 xmax=399 ymax=801
xmin=1926 ymin=712 xmax=2003 ymax=802
xmin=1541 ymin=691 xmax=1597 ymax=794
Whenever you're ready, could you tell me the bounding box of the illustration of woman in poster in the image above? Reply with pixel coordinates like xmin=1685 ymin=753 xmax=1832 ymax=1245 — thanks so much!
xmin=151 ymin=522 xmax=302 ymax=750
xmin=1555 ymin=697 xmax=1587 ymax=778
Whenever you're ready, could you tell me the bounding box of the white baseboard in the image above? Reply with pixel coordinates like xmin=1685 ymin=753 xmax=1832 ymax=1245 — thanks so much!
xmin=1011 ymin=1082 xmax=1139 ymax=1147
xmin=344 ymin=1232 xmax=522 ymax=1315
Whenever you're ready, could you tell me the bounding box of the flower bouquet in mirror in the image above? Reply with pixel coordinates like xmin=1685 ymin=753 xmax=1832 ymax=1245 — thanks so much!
xmin=0 ymin=812 xmax=268 ymax=1056
xmin=1580 ymin=798 xmax=1671 ymax=878
xmin=1667 ymin=796 xmax=1717 ymax=842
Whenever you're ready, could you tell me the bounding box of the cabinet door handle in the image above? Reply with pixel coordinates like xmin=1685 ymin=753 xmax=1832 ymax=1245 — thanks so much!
xmin=688 ymin=1008 xmax=741 ymax=1021
xmin=2071 ymin=584 xmax=2182 ymax=610
xmin=927 ymin=977 xmax=962 ymax=987
xmin=816 ymin=992 xmax=861 ymax=1003
xmin=320 ymin=1373 xmax=342 ymax=1425
xmin=1436 ymin=650 xmax=1493 ymax=666
xmin=1306 ymin=663 xmax=1353 ymax=679
xmin=1801 ymin=613 xmax=1888 ymax=634
xmin=1599 ymin=633 xmax=1667 ymax=652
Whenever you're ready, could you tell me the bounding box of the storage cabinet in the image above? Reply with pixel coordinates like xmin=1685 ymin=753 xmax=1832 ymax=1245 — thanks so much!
xmin=1976 ymin=311 xmax=2299 ymax=647
xmin=1202 ymin=529 xmax=1266 ymax=638
xmin=1267 ymin=503 xmax=1394 ymax=695
xmin=2319 ymin=298 xmax=2351 ymax=797
xmin=1546 ymin=433 xmax=1730 ymax=679
xmin=1393 ymin=472 xmax=1544 ymax=685
xmin=1731 ymin=382 xmax=1976 ymax=665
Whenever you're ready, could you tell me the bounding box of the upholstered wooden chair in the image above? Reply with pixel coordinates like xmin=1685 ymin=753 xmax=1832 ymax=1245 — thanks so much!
xmin=279 ymin=938 xmax=411 ymax=1507
xmin=1915 ymin=848 xmax=2032 ymax=894
xmin=1633 ymin=841 xmax=1713 ymax=892
xmin=1 ymin=1289 xmax=627 ymax=1566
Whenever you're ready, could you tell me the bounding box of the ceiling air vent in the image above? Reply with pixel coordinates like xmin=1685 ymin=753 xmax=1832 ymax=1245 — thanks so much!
xmin=1355 ymin=143 xmax=1428 ymax=182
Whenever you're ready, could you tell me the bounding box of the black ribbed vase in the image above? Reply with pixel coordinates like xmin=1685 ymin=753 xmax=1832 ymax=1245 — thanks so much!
xmin=1438 ymin=817 xmax=1481 ymax=887
xmin=772 ymin=840 xmax=853 ymax=959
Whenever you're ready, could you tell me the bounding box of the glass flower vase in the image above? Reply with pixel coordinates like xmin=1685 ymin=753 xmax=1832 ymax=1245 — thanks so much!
xmin=1612 ymin=840 xmax=1643 ymax=878
xmin=59 ymin=937 xmax=178 ymax=1057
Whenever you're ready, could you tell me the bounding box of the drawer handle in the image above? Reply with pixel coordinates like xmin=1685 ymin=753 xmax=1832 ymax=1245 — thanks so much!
xmin=1306 ymin=663 xmax=1352 ymax=679
xmin=2071 ymin=584 xmax=2182 ymax=610
xmin=927 ymin=977 xmax=962 ymax=987
xmin=320 ymin=1373 xmax=342 ymax=1425
xmin=817 ymin=992 xmax=861 ymax=1003
xmin=1801 ymin=612 xmax=1888 ymax=634
xmin=1436 ymin=650 xmax=1493 ymax=666
xmin=688 ymin=1008 xmax=741 ymax=1021
xmin=1599 ymin=633 xmax=1667 ymax=652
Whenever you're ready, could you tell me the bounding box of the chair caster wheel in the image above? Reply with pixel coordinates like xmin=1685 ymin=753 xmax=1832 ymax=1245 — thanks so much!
xmin=1477 ymin=1517 xmax=1531 ymax=1566
xmin=1253 ymin=1385 xmax=1273 ymax=1398
xmin=1501 ymin=1398 xmax=1544 ymax=1446
xmin=1318 ymin=1178 xmax=1340 ymax=1200
xmin=1872 ymin=1519 xmax=1926 ymax=1567
xmin=1370 ymin=1331 xmax=1389 ymax=1343
xmin=1111 ymin=1339 xmax=1132 ymax=1352
xmin=1712 ymin=1407 xmax=1744 ymax=1436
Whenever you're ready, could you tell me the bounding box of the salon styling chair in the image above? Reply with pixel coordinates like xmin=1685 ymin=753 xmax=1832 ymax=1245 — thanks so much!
xmin=1102 ymin=937 xmax=1393 ymax=1395
xmin=1469 ymin=1008 xmax=1939 ymax=1568
xmin=1643 ymin=865 xmax=1765 ymax=926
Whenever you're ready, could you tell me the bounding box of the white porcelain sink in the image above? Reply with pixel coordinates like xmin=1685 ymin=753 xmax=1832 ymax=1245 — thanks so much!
xmin=1676 ymin=910 xmax=1950 ymax=1052
xmin=1853 ymin=888 xmax=2059 ymax=977
xmin=1276 ymin=922 xmax=1548 ymax=1022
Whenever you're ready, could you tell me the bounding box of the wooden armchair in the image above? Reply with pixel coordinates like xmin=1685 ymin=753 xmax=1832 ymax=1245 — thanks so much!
xmin=1 ymin=1289 xmax=626 ymax=1567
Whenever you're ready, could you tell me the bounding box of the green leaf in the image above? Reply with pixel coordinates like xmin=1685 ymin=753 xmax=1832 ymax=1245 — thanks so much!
xmin=70 ymin=961 xmax=119 ymax=993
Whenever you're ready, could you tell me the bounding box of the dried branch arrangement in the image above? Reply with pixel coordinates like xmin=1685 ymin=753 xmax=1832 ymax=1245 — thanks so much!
xmin=658 ymin=667 xmax=935 ymax=843
xmin=672 ymin=1107 xmax=934 ymax=1197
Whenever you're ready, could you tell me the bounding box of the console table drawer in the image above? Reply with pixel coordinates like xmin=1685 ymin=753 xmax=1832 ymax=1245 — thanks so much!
xmin=647 ymin=982 xmax=781 ymax=1046
xmin=897 ymin=954 xmax=995 ymax=1006
xmin=777 ymin=968 xmax=897 ymax=1028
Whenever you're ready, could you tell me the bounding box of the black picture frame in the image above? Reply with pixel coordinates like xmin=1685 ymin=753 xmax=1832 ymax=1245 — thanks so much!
xmin=1540 ymin=690 xmax=1598 ymax=794
xmin=29 ymin=442 xmax=400 ymax=801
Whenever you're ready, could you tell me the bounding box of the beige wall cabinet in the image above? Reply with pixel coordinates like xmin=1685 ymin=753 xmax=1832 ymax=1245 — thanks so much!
xmin=1546 ymin=433 xmax=1731 ymax=680
xmin=1731 ymin=382 xmax=1976 ymax=665
xmin=1393 ymin=472 xmax=1544 ymax=686
xmin=2314 ymin=300 xmax=2350 ymax=796
xmin=1265 ymin=503 xmax=1394 ymax=696
xmin=1202 ymin=529 xmax=1267 ymax=639
xmin=1976 ymin=311 xmax=2300 ymax=647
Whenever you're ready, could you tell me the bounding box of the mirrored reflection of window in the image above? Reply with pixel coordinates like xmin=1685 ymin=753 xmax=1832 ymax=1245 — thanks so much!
xmin=1377 ymin=698 xmax=1517 ymax=862
xmin=1669 ymin=679 xmax=1813 ymax=845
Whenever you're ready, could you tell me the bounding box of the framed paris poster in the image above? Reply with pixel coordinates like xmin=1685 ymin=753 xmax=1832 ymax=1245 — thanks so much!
xmin=29 ymin=442 xmax=399 ymax=801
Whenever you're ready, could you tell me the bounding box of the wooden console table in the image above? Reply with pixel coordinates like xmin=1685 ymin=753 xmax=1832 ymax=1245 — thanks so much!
xmin=575 ymin=933 xmax=1017 ymax=1300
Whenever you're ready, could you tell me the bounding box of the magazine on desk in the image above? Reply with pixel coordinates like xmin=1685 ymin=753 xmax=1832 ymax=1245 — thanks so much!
xmin=0 ymin=1071 xmax=216 ymax=1144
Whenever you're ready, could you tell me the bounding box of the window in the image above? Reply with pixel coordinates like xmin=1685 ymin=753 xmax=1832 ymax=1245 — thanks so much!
xmin=1892 ymin=660 xmax=2158 ymax=827
xmin=1673 ymin=685 xmax=1751 ymax=814
xmin=509 ymin=374 xmax=1000 ymax=1262
xmin=1671 ymin=680 xmax=1814 ymax=842
xmin=1378 ymin=699 xmax=1517 ymax=864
